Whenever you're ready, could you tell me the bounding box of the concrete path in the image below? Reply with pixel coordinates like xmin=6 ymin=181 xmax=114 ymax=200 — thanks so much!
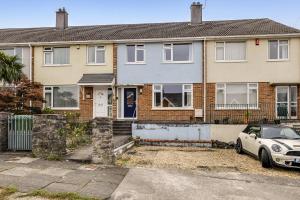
xmin=111 ymin=168 xmax=300 ymax=200
xmin=0 ymin=154 xmax=128 ymax=199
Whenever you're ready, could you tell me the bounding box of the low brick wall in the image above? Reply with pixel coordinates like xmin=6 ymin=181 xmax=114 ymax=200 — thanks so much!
xmin=0 ymin=112 xmax=11 ymax=152
xmin=32 ymin=114 xmax=67 ymax=158
xmin=91 ymin=117 xmax=114 ymax=165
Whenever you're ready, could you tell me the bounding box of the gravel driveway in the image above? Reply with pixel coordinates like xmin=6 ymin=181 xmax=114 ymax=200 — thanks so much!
xmin=116 ymin=146 xmax=300 ymax=179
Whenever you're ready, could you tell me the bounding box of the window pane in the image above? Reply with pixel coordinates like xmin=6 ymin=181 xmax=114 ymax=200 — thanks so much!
xmin=162 ymin=84 xmax=182 ymax=107
xmin=216 ymin=47 xmax=224 ymax=60
xmin=96 ymin=49 xmax=105 ymax=63
xmin=53 ymin=47 xmax=70 ymax=64
xmin=45 ymin=93 xmax=52 ymax=108
xmin=173 ymin=44 xmax=191 ymax=61
xmin=164 ymin=48 xmax=172 ymax=61
xmin=154 ymin=92 xmax=161 ymax=107
xmin=290 ymin=87 xmax=297 ymax=102
xmin=1 ymin=48 xmax=14 ymax=56
xmin=249 ymin=88 xmax=258 ymax=106
xmin=279 ymin=42 xmax=288 ymax=59
xmin=154 ymin=85 xmax=162 ymax=91
xmin=107 ymin=88 xmax=112 ymax=105
xmin=269 ymin=41 xmax=278 ymax=59
xmin=225 ymin=42 xmax=246 ymax=60
xmin=45 ymin=52 xmax=52 ymax=65
xmin=184 ymin=92 xmax=192 ymax=107
xmin=217 ymin=89 xmax=225 ymax=105
xmin=136 ymin=49 xmax=144 ymax=62
xmin=127 ymin=45 xmax=135 ymax=62
xmin=53 ymin=86 xmax=78 ymax=108
xmin=226 ymin=84 xmax=247 ymax=105
xmin=88 ymin=46 xmax=95 ymax=63
xmin=15 ymin=48 xmax=22 ymax=62
xmin=277 ymin=87 xmax=288 ymax=102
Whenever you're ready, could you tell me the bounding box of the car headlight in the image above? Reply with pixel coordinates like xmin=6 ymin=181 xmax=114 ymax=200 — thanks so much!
xmin=271 ymin=144 xmax=282 ymax=152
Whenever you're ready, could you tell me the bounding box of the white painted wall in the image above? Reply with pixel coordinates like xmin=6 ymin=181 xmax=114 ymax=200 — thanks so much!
xmin=210 ymin=124 xmax=247 ymax=143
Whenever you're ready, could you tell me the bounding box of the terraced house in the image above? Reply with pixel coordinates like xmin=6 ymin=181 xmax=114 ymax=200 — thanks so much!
xmin=0 ymin=3 xmax=300 ymax=136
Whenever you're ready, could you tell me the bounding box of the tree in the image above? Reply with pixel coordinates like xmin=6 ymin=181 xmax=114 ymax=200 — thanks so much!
xmin=0 ymin=76 xmax=44 ymax=114
xmin=0 ymin=51 xmax=23 ymax=85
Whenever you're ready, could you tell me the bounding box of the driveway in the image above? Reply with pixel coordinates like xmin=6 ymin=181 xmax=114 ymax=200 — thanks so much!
xmin=111 ymin=167 xmax=300 ymax=200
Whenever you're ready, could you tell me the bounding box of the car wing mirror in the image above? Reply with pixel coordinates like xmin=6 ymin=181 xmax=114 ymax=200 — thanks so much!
xmin=249 ymin=133 xmax=257 ymax=139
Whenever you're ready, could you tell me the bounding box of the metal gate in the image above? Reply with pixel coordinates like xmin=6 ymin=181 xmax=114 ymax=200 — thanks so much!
xmin=8 ymin=115 xmax=33 ymax=151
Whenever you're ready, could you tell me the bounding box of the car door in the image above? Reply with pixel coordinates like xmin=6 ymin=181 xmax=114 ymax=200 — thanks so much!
xmin=240 ymin=125 xmax=252 ymax=151
xmin=247 ymin=126 xmax=262 ymax=156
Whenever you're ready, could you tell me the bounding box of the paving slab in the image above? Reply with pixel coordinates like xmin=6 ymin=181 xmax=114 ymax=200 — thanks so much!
xmin=80 ymin=181 xmax=118 ymax=199
xmin=6 ymin=157 xmax=39 ymax=164
xmin=44 ymin=182 xmax=82 ymax=193
xmin=39 ymin=167 xmax=73 ymax=177
xmin=0 ymin=167 xmax=41 ymax=177
xmin=78 ymin=164 xmax=99 ymax=171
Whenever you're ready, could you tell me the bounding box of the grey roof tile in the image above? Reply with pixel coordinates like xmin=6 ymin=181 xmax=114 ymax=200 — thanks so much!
xmin=78 ymin=73 xmax=114 ymax=84
xmin=0 ymin=18 xmax=299 ymax=43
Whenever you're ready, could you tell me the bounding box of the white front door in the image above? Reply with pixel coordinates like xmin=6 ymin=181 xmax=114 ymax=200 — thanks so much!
xmin=93 ymin=88 xmax=108 ymax=118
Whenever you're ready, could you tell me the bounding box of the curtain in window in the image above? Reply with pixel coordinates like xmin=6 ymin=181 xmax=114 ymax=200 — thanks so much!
xmin=279 ymin=41 xmax=288 ymax=59
xmin=96 ymin=49 xmax=105 ymax=63
xmin=88 ymin=46 xmax=95 ymax=63
xmin=225 ymin=42 xmax=246 ymax=60
xmin=226 ymin=84 xmax=247 ymax=105
xmin=53 ymin=48 xmax=70 ymax=64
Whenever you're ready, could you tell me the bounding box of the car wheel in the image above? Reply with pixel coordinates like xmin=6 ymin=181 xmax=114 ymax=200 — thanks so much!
xmin=261 ymin=149 xmax=272 ymax=168
xmin=235 ymin=138 xmax=243 ymax=154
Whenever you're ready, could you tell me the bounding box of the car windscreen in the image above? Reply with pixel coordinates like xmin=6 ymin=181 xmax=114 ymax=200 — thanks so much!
xmin=262 ymin=127 xmax=300 ymax=139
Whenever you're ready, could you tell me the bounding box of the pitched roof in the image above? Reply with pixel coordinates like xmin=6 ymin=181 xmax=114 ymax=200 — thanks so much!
xmin=0 ymin=18 xmax=299 ymax=43
xmin=78 ymin=73 xmax=114 ymax=84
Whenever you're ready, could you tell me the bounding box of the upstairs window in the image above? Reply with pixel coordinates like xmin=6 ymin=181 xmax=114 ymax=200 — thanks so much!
xmin=268 ymin=40 xmax=289 ymax=60
xmin=87 ymin=46 xmax=105 ymax=64
xmin=153 ymin=84 xmax=193 ymax=108
xmin=44 ymin=47 xmax=70 ymax=65
xmin=216 ymin=42 xmax=246 ymax=61
xmin=126 ymin=44 xmax=145 ymax=63
xmin=163 ymin=43 xmax=192 ymax=62
xmin=0 ymin=47 xmax=23 ymax=62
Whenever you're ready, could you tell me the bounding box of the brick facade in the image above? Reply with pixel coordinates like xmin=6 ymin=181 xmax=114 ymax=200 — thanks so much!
xmin=112 ymin=44 xmax=118 ymax=120
xmin=137 ymin=84 xmax=204 ymax=122
xmin=206 ymin=82 xmax=281 ymax=123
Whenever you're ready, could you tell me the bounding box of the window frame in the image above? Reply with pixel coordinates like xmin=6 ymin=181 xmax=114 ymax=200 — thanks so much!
xmin=86 ymin=45 xmax=106 ymax=65
xmin=268 ymin=40 xmax=289 ymax=61
xmin=215 ymin=41 xmax=247 ymax=62
xmin=215 ymin=83 xmax=259 ymax=110
xmin=126 ymin=44 xmax=146 ymax=64
xmin=43 ymin=47 xmax=70 ymax=66
xmin=152 ymin=84 xmax=193 ymax=110
xmin=0 ymin=47 xmax=23 ymax=64
xmin=43 ymin=85 xmax=80 ymax=110
xmin=162 ymin=43 xmax=194 ymax=63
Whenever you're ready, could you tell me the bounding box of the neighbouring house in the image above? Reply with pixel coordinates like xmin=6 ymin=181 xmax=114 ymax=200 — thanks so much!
xmin=0 ymin=3 xmax=299 ymax=141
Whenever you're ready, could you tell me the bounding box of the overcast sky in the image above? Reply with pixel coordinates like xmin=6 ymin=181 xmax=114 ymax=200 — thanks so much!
xmin=0 ymin=0 xmax=299 ymax=29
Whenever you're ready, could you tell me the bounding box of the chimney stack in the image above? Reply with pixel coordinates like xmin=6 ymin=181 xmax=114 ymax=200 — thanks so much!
xmin=190 ymin=2 xmax=203 ymax=24
xmin=56 ymin=7 xmax=68 ymax=30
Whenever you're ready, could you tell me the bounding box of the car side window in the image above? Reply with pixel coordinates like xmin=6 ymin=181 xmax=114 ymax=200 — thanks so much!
xmin=249 ymin=126 xmax=261 ymax=138
xmin=243 ymin=125 xmax=252 ymax=134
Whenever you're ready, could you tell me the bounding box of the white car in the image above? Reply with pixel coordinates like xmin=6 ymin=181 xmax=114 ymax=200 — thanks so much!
xmin=236 ymin=124 xmax=300 ymax=168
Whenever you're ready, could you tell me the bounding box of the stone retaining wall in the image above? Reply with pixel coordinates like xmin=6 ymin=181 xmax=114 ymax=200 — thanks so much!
xmin=32 ymin=114 xmax=67 ymax=158
xmin=0 ymin=112 xmax=10 ymax=152
xmin=91 ymin=117 xmax=114 ymax=165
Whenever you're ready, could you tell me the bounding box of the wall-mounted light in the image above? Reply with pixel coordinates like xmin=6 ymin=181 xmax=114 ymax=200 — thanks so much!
xmin=255 ymin=39 xmax=260 ymax=46
xmin=139 ymin=87 xmax=143 ymax=94
xmin=76 ymin=44 xmax=80 ymax=49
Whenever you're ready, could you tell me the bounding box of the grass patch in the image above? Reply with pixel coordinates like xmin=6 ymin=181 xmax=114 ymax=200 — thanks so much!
xmin=22 ymin=189 xmax=99 ymax=200
xmin=0 ymin=187 xmax=18 ymax=200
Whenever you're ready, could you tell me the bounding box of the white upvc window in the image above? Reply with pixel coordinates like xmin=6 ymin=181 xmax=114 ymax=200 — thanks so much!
xmin=44 ymin=85 xmax=79 ymax=109
xmin=153 ymin=84 xmax=193 ymax=109
xmin=268 ymin=40 xmax=289 ymax=60
xmin=163 ymin=43 xmax=193 ymax=63
xmin=87 ymin=45 xmax=105 ymax=64
xmin=216 ymin=83 xmax=258 ymax=109
xmin=216 ymin=41 xmax=246 ymax=61
xmin=0 ymin=47 xmax=23 ymax=63
xmin=44 ymin=47 xmax=70 ymax=65
xmin=126 ymin=44 xmax=145 ymax=64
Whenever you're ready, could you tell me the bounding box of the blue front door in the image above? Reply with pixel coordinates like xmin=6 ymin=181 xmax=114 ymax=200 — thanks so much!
xmin=124 ymin=88 xmax=136 ymax=118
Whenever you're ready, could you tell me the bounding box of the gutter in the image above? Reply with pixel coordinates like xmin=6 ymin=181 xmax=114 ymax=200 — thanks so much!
xmin=28 ymin=43 xmax=32 ymax=81
xmin=203 ymin=38 xmax=207 ymax=122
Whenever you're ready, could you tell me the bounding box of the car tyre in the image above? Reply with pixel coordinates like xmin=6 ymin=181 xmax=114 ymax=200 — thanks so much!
xmin=235 ymin=138 xmax=243 ymax=154
xmin=261 ymin=149 xmax=272 ymax=168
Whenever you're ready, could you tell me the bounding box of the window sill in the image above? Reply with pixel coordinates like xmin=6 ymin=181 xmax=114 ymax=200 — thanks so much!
xmin=43 ymin=64 xmax=71 ymax=67
xmin=215 ymin=107 xmax=259 ymax=110
xmin=86 ymin=63 xmax=107 ymax=66
xmin=266 ymin=59 xmax=289 ymax=62
xmin=215 ymin=60 xmax=248 ymax=63
xmin=125 ymin=62 xmax=146 ymax=65
xmin=162 ymin=61 xmax=194 ymax=64
xmin=151 ymin=107 xmax=194 ymax=111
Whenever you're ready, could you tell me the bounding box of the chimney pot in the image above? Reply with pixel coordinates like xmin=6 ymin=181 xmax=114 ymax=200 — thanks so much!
xmin=56 ymin=7 xmax=68 ymax=30
xmin=190 ymin=2 xmax=203 ymax=24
